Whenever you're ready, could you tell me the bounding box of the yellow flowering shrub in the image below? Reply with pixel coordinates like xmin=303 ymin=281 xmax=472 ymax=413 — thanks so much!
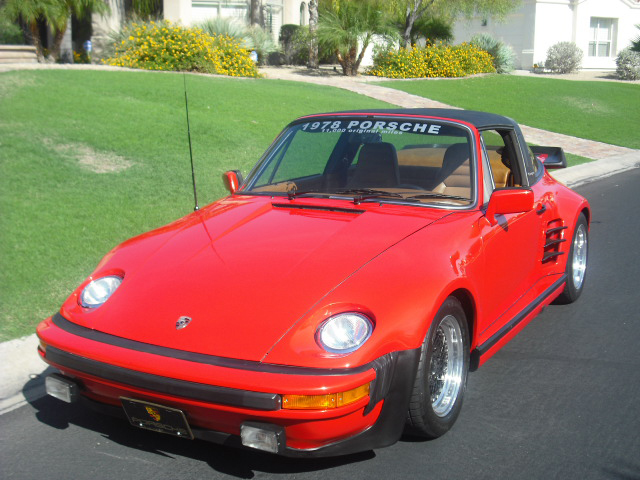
xmin=368 ymin=43 xmax=495 ymax=79
xmin=73 ymin=51 xmax=90 ymax=64
xmin=104 ymin=20 xmax=260 ymax=78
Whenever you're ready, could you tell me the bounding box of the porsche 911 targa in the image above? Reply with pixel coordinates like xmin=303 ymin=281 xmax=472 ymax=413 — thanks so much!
xmin=37 ymin=109 xmax=590 ymax=457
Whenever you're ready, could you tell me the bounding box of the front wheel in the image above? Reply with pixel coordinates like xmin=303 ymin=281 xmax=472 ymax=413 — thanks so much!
xmin=555 ymin=213 xmax=588 ymax=304
xmin=406 ymin=296 xmax=470 ymax=439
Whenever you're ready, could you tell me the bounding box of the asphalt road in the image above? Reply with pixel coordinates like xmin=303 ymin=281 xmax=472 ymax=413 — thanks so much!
xmin=1 ymin=169 xmax=639 ymax=480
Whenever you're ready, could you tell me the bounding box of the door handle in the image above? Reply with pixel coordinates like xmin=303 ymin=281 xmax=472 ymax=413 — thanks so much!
xmin=536 ymin=204 xmax=547 ymax=215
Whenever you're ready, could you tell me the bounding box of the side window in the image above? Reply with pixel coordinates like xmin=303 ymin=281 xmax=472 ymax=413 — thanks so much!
xmin=480 ymin=129 xmax=524 ymax=188
xmin=524 ymin=145 xmax=541 ymax=182
xmin=479 ymin=135 xmax=494 ymax=205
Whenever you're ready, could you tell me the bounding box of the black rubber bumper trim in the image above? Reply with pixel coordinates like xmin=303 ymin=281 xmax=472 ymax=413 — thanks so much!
xmin=51 ymin=313 xmax=377 ymax=377
xmin=76 ymin=347 xmax=421 ymax=457
xmin=283 ymin=347 xmax=420 ymax=457
xmin=471 ymin=274 xmax=566 ymax=368
xmin=46 ymin=346 xmax=282 ymax=411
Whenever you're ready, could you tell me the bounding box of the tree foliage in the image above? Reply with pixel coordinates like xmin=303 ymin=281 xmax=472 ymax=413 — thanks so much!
xmin=130 ymin=0 xmax=162 ymax=19
xmin=1 ymin=0 xmax=109 ymax=61
xmin=317 ymin=0 xmax=391 ymax=76
xmin=384 ymin=0 xmax=520 ymax=48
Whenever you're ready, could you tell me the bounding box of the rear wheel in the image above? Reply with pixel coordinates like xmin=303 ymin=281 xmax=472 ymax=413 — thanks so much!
xmin=406 ymin=297 xmax=470 ymax=438
xmin=556 ymin=213 xmax=588 ymax=304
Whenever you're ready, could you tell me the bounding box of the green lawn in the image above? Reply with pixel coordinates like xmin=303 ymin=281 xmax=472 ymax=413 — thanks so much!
xmin=0 ymin=69 xmax=391 ymax=341
xmin=375 ymin=75 xmax=640 ymax=149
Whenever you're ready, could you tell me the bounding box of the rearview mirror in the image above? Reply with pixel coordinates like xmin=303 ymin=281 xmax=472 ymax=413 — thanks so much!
xmin=485 ymin=187 xmax=534 ymax=226
xmin=222 ymin=170 xmax=243 ymax=194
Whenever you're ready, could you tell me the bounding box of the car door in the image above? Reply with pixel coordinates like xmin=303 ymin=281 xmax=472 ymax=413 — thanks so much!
xmin=475 ymin=128 xmax=549 ymax=343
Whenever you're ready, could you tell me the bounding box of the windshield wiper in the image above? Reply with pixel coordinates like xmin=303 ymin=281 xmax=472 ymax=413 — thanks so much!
xmin=331 ymin=188 xmax=404 ymax=205
xmin=287 ymin=189 xmax=317 ymax=200
xmin=285 ymin=184 xmax=325 ymax=200
xmin=405 ymin=192 xmax=470 ymax=202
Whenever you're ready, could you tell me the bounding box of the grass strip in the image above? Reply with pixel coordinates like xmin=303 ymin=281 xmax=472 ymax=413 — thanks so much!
xmin=0 ymin=69 xmax=391 ymax=340
xmin=374 ymin=75 xmax=640 ymax=149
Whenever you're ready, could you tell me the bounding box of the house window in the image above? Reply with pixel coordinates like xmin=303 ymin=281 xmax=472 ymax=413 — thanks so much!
xmin=589 ymin=17 xmax=616 ymax=57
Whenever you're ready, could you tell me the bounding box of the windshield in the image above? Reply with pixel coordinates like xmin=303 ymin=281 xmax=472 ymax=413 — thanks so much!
xmin=243 ymin=116 xmax=475 ymax=207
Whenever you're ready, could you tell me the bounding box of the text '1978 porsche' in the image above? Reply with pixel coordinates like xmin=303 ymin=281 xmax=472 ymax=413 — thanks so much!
xmin=37 ymin=109 xmax=590 ymax=457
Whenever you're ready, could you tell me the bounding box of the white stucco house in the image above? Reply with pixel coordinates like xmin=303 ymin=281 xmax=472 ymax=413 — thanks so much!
xmin=453 ymin=0 xmax=640 ymax=70
xmin=164 ymin=0 xmax=308 ymax=36
xmin=91 ymin=0 xmax=308 ymax=53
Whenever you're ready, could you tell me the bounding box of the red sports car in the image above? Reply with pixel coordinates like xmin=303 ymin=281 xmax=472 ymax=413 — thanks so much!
xmin=37 ymin=109 xmax=590 ymax=456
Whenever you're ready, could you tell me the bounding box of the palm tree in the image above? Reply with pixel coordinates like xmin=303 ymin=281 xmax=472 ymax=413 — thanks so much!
xmin=317 ymin=0 xmax=389 ymax=76
xmin=49 ymin=0 xmax=109 ymax=61
xmin=1 ymin=0 xmax=109 ymax=62
xmin=2 ymin=0 xmax=61 ymax=62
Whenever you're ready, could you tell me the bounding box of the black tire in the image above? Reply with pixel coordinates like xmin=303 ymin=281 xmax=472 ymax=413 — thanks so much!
xmin=406 ymin=296 xmax=470 ymax=439
xmin=555 ymin=213 xmax=588 ymax=304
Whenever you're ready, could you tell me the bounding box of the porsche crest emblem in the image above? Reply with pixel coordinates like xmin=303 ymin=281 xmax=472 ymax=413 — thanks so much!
xmin=176 ymin=316 xmax=192 ymax=330
xmin=145 ymin=406 xmax=161 ymax=422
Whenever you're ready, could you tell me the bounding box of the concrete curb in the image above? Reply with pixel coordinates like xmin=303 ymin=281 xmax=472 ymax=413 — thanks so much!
xmin=551 ymin=151 xmax=640 ymax=187
xmin=0 ymin=335 xmax=50 ymax=415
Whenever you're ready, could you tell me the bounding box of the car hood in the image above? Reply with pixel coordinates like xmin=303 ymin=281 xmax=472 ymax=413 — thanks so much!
xmin=69 ymin=196 xmax=448 ymax=362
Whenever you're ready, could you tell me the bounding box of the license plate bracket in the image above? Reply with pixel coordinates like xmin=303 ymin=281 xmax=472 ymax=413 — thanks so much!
xmin=121 ymin=397 xmax=194 ymax=440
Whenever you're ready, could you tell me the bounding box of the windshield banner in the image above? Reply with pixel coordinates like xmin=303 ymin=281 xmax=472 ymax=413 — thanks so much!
xmin=300 ymin=119 xmax=443 ymax=135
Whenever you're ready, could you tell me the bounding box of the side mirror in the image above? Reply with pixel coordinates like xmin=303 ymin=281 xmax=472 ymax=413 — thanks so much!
xmin=222 ymin=170 xmax=243 ymax=194
xmin=530 ymin=146 xmax=567 ymax=169
xmin=485 ymin=188 xmax=534 ymax=226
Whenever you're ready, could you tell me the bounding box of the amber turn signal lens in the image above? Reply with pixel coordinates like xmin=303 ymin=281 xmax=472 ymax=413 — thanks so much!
xmin=282 ymin=383 xmax=370 ymax=410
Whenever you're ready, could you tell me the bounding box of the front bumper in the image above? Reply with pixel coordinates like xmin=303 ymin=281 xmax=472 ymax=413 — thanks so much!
xmin=37 ymin=313 xmax=419 ymax=456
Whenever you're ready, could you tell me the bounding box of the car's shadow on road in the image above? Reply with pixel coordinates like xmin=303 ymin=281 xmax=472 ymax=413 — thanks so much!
xmin=26 ymin=386 xmax=378 ymax=478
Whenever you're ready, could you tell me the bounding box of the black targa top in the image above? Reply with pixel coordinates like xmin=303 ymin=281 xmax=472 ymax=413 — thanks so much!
xmin=296 ymin=109 xmax=521 ymax=131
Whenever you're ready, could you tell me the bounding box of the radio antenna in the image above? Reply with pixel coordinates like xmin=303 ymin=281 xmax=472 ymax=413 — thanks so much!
xmin=183 ymin=73 xmax=199 ymax=211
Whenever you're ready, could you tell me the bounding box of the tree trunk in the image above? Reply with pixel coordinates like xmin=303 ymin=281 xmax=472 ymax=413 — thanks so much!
xmin=28 ymin=22 xmax=45 ymax=62
xmin=402 ymin=15 xmax=414 ymax=49
xmin=354 ymin=34 xmax=371 ymax=75
xmin=337 ymin=45 xmax=358 ymax=76
xmin=308 ymin=0 xmax=318 ymax=69
xmin=402 ymin=1 xmax=421 ymax=49
xmin=250 ymin=0 xmax=260 ymax=26
xmin=50 ymin=27 xmax=66 ymax=62
xmin=401 ymin=0 xmax=438 ymax=49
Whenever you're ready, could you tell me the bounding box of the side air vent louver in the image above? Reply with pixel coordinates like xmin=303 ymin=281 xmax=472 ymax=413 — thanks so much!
xmin=542 ymin=219 xmax=567 ymax=263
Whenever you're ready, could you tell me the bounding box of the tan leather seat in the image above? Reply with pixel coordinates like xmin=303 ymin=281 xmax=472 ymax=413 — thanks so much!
xmin=488 ymin=150 xmax=510 ymax=188
xmin=348 ymin=142 xmax=400 ymax=188
xmin=432 ymin=143 xmax=471 ymax=198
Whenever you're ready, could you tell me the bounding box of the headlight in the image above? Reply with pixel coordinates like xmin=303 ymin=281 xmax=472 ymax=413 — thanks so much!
xmin=80 ymin=275 xmax=122 ymax=308
xmin=316 ymin=313 xmax=373 ymax=354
